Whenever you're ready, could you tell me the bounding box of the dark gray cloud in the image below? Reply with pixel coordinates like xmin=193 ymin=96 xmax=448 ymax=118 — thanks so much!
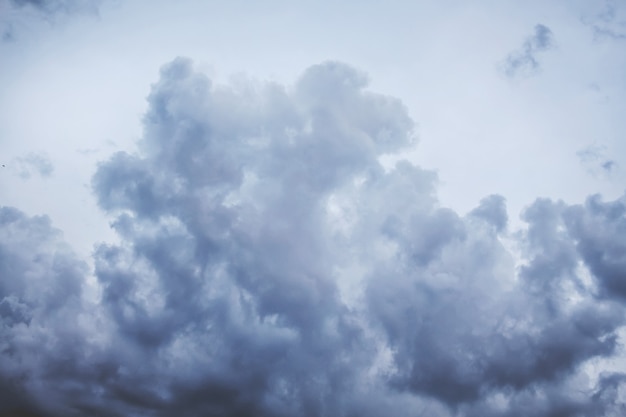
xmin=502 ymin=24 xmax=554 ymax=78
xmin=565 ymin=194 xmax=626 ymax=300
xmin=367 ymin=191 xmax=625 ymax=411
xmin=0 ymin=207 xmax=90 ymax=416
xmin=2 ymin=58 xmax=626 ymax=416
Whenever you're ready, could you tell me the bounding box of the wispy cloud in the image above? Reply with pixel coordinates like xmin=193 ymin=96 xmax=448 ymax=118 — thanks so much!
xmin=11 ymin=152 xmax=54 ymax=179
xmin=7 ymin=0 xmax=101 ymax=15
xmin=502 ymin=24 xmax=554 ymax=78
xmin=578 ymin=144 xmax=618 ymax=178
xmin=1 ymin=0 xmax=102 ymax=41
xmin=584 ymin=0 xmax=626 ymax=41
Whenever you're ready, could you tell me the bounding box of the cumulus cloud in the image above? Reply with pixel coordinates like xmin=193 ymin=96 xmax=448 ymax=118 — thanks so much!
xmin=0 ymin=207 xmax=92 ymax=416
xmin=1 ymin=58 xmax=626 ymax=416
xmin=502 ymin=24 xmax=554 ymax=78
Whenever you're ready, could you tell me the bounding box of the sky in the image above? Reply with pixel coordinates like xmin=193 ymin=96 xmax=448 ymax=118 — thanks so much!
xmin=0 ymin=0 xmax=626 ymax=416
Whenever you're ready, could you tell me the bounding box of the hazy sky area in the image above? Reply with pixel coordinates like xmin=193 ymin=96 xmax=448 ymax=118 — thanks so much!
xmin=1 ymin=1 xmax=626 ymax=416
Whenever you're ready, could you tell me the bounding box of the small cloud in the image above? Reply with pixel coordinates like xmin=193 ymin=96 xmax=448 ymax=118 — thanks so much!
xmin=1 ymin=25 xmax=16 ymax=42
xmin=583 ymin=0 xmax=626 ymax=41
xmin=601 ymin=160 xmax=616 ymax=171
xmin=1 ymin=0 xmax=103 ymax=39
xmin=12 ymin=152 xmax=54 ymax=179
xmin=76 ymin=147 xmax=100 ymax=156
xmin=577 ymin=144 xmax=618 ymax=178
xmin=8 ymin=0 xmax=101 ymax=16
xmin=501 ymin=24 xmax=555 ymax=78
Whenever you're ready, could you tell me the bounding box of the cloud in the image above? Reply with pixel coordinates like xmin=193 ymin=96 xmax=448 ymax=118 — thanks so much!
xmin=0 ymin=0 xmax=102 ymax=41
xmin=502 ymin=24 xmax=554 ymax=78
xmin=2 ymin=58 xmax=626 ymax=416
xmin=368 ymin=193 xmax=625 ymax=409
xmin=565 ymin=194 xmax=626 ymax=300
xmin=0 ymin=207 xmax=91 ymax=416
xmin=7 ymin=0 xmax=101 ymax=15
xmin=469 ymin=194 xmax=508 ymax=233
xmin=1 ymin=24 xmax=15 ymax=42
xmin=578 ymin=144 xmax=618 ymax=178
xmin=584 ymin=0 xmax=626 ymax=41
xmin=11 ymin=152 xmax=54 ymax=179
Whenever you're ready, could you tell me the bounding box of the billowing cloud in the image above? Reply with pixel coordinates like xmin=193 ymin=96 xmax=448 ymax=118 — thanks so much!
xmin=1 ymin=58 xmax=626 ymax=416
xmin=502 ymin=24 xmax=554 ymax=78
xmin=0 ymin=207 xmax=91 ymax=416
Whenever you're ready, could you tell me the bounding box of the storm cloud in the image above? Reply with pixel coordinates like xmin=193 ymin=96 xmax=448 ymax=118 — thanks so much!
xmin=1 ymin=59 xmax=626 ymax=416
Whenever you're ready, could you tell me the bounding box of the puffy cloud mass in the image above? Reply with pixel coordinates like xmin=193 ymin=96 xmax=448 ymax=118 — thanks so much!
xmin=2 ymin=58 xmax=626 ymax=416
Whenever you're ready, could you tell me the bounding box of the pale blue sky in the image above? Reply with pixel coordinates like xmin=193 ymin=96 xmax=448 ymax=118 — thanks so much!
xmin=1 ymin=0 xmax=624 ymax=256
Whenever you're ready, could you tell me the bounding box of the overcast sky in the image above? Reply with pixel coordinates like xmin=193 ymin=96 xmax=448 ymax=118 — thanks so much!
xmin=1 ymin=1 xmax=626 ymax=416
